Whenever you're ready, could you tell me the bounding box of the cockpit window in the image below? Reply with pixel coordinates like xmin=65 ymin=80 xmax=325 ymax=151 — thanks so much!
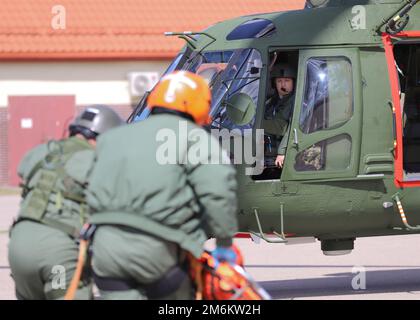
xmin=164 ymin=53 xmax=185 ymax=75
xmin=226 ymin=19 xmax=276 ymax=41
xmin=131 ymin=48 xmax=262 ymax=133
xmin=210 ymin=49 xmax=262 ymax=131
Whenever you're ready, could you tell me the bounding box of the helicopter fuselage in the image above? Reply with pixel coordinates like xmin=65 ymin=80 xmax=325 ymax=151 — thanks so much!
xmin=131 ymin=0 xmax=420 ymax=254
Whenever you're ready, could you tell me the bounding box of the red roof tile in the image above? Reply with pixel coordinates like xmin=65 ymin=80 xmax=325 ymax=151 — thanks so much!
xmin=0 ymin=0 xmax=305 ymax=60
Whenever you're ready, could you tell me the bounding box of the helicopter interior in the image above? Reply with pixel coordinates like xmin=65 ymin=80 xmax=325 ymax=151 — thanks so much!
xmin=252 ymin=51 xmax=299 ymax=181
xmin=394 ymin=43 xmax=420 ymax=178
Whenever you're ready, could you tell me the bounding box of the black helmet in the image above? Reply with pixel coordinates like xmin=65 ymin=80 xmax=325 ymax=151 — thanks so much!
xmin=69 ymin=105 xmax=124 ymax=139
xmin=271 ymin=63 xmax=297 ymax=79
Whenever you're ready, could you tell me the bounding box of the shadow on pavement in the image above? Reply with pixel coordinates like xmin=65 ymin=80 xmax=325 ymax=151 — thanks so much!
xmin=257 ymin=268 xmax=420 ymax=299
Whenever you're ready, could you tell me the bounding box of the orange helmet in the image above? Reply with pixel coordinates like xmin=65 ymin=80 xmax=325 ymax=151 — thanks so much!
xmin=147 ymin=70 xmax=212 ymax=126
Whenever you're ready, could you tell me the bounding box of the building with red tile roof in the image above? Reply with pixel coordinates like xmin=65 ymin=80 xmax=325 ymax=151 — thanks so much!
xmin=0 ymin=0 xmax=304 ymax=60
xmin=0 ymin=0 xmax=305 ymax=186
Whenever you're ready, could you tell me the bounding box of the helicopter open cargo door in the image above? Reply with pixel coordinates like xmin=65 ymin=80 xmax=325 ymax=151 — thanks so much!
xmin=383 ymin=31 xmax=420 ymax=188
xmin=281 ymin=48 xmax=362 ymax=181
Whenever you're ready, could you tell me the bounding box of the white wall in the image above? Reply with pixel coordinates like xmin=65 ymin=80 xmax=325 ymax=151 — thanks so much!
xmin=0 ymin=60 xmax=171 ymax=107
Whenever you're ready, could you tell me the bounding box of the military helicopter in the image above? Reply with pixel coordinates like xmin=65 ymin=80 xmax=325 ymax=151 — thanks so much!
xmin=128 ymin=0 xmax=420 ymax=256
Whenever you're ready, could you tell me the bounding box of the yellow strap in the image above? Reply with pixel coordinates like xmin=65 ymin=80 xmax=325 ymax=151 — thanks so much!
xmin=79 ymin=204 xmax=85 ymax=226
xmin=55 ymin=191 xmax=62 ymax=210
xmin=188 ymin=254 xmax=204 ymax=300
xmin=195 ymin=262 xmax=203 ymax=300
xmin=64 ymin=239 xmax=88 ymax=300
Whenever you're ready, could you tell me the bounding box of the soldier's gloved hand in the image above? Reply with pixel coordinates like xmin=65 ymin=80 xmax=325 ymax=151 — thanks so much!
xmin=212 ymin=246 xmax=238 ymax=265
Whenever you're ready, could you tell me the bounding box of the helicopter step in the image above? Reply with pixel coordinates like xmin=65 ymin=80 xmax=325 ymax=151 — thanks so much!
xmin=248 ymin=233 xmax=316 ymax=246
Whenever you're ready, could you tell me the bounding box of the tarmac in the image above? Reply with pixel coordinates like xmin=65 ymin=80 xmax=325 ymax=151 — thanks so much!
xmin=0 ymin=195 xmax=19 ymax=300
xmin=1 ymin=193 xmax=420 ymax=300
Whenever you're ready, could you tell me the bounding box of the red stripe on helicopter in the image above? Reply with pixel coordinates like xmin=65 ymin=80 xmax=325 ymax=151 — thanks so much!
xmin=382 ymin=31 xmax=420 ymax=188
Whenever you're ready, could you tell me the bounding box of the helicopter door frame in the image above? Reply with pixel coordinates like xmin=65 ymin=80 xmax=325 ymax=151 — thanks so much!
xmin=281 ymin=47 xmax=362 ymax=181
xmin=382 ymin=31 xmax=420 ymax=188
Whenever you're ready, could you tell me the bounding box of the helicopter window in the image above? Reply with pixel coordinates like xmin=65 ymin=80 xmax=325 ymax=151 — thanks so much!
xmin=294 ymin=134 xmax=352 ymax=172
xmin=209 ymin=49 xmax=262 ymax=132
xmin=186 ymin=51 xmax=234 ymax=74
xmin=129 ymin=48 xmax=261 ymax=132
xmin=226 ymin=19 xmax=276 ymax=41
xmin=165 ymin=53 xmax=185 ymax=75
xmin=300 ymin=57 xmax=353 ymax=134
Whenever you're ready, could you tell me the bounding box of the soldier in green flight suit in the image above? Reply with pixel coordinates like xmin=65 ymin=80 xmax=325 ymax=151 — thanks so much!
xmin=8 ymin=105 xmax=124 ymax=300
xmin=87 ymin=71 xmax=238 ymax=300
xmin=262 ymin=64 xmax=296 ymax=168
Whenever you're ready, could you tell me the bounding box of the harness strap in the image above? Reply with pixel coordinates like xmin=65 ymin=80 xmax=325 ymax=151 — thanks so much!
xmin=64 ymin=239 xmax=89 ymax=300
xmin=92 ymin=261 xmax=189 ymax=299
xmin=187 ymin=253 xmax=204 ymax=300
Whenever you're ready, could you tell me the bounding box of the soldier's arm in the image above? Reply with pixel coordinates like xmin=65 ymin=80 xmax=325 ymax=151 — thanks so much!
xmin=65 ymin=149 xmax=96 ymax=185
xmin=185 ymin=133 xmax=238 ymax=247
xmin=277 ymin=124 xmax=290 ymax=155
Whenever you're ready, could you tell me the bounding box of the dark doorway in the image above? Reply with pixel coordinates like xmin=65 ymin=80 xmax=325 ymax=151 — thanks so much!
xmin=394 ymin=44 xmax=420 ymax=175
